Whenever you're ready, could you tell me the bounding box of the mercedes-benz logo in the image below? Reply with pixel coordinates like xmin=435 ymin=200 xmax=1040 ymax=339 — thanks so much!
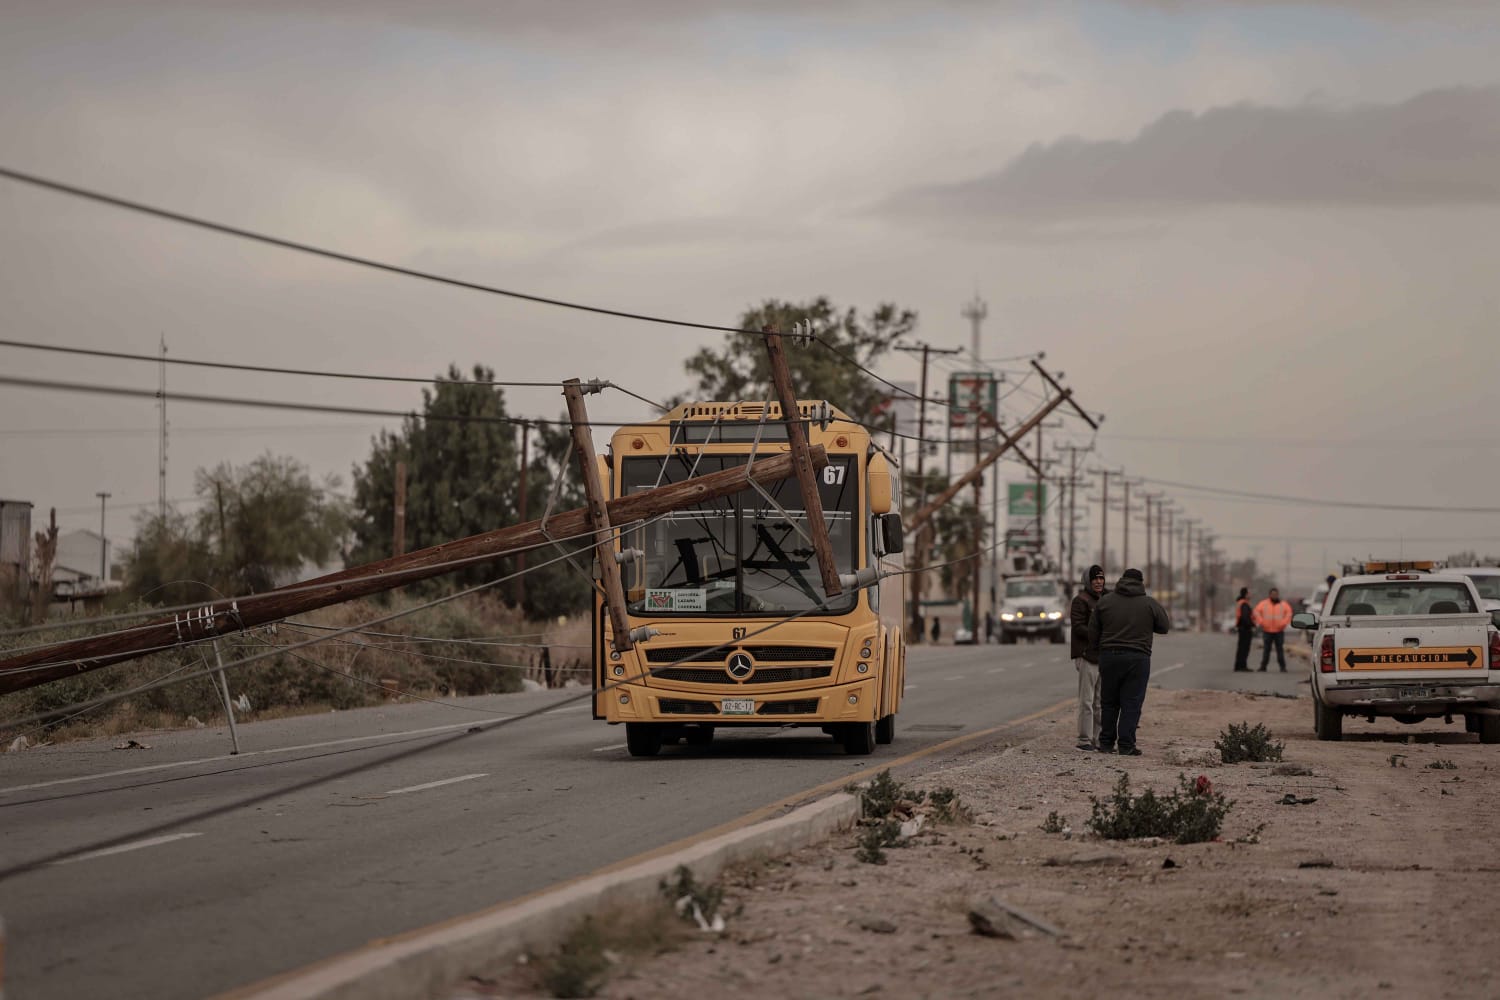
xmin=726 ymin=652 xmax=754 ymax=680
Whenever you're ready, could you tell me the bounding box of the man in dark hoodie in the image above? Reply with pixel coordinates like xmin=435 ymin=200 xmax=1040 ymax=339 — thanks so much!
xmin=1087 ymin=568 xmax=1170 ymax=756
xmin=1070 ymin=564 xmax=1106 ymax=751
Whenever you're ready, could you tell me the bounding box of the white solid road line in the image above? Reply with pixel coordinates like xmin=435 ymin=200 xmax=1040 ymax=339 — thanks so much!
xmin=53 ymin=832 xmax=203 ymax=866
xmin=0 ymin=719 xmax=512 ymax=797
xmin=987 ymin=667 xmax=1006 ymax=675
xmin=949 ymin=674 xmax=966 ymax=680
xmin=386 ymin=773 xmax=488 ymax=795
xmin=591 ymin=743 xmax=627 ymax=753
xmin=1157 ymin=662 xmax=1188 ymax=675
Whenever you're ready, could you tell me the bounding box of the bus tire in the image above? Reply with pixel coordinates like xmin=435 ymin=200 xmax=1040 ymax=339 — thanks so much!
xmin=875 ymin=714 xmax=895 ymax=745
xmin=626 ymin=723 xmax=663 ymax=757
xmin=1478 ymin=715 xmax=1500 ymax=745
xmin=842 ymin=721 xmax=877 ymax=756
xmin=684 ymin=725 xmax=715 ymax=746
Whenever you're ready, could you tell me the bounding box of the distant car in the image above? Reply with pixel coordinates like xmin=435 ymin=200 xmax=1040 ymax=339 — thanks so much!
xmin=953 ymin=627 xmax=977 ymax=646
xmin=1170 ymin=615 xmax=1190 ymax=632
xmin=1450 ymin=567 xmax=1500 ymax=625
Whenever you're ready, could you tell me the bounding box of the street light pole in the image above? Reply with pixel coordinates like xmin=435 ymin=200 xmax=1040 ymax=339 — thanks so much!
xmin=96 ymin=491 xmax=111 ymax=583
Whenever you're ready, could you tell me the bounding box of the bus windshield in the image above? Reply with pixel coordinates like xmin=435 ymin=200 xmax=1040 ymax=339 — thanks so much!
xmin=621 ymin=455 xmax=858 ymax=616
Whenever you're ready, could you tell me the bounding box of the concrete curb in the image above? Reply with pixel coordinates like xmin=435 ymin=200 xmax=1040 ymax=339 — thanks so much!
xmin=235 ymin=792 xmax=861 ymax=1000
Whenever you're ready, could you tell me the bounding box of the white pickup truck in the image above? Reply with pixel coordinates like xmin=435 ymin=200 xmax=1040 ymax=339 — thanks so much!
xmin=1292 ymin=570 xmax=1500 ymax=743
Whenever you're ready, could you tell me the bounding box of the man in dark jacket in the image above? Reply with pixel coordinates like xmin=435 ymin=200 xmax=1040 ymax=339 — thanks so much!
xmin=1233 ymin=587 xmax=1254 ymax=671
xmin=1070 ymin=565 xmax=1106 ymax=751
xmin=1087 ymin=568 xmax=1170 ymax=756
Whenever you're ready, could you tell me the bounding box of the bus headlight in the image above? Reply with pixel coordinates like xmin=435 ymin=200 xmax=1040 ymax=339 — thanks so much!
xmin=848 ymin=694 xmax=858 ymax=705
xmin=619 ymin=694 xmax=630 ymax=705
xmin=612 ymin=665 xmax=625 ymax=677
xmin=857 ymin=662 xmax=869 ymax=673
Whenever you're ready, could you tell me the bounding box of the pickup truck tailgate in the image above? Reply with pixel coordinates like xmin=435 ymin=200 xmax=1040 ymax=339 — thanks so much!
xmin=1331 ymin=615 xmax=1491 ymax=679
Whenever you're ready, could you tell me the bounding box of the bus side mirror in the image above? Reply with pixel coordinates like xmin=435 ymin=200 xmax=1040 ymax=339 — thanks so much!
xmin=878 ymin=513 xmax=904 ymax=555
xmin=1291 ymin=612 xmax=1317 ymax=630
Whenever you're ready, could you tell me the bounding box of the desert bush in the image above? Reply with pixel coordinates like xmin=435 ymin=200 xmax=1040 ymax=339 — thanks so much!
xmin=1040 ymin=810 xmax=1067 ymax=834
xmin=1088 ymin=773 xmax=1234 ymax=845
xmin=927 ymin=786 xmax=973 ymax=825
xmin=1215 ymin=721 xmax=1285 ymax=764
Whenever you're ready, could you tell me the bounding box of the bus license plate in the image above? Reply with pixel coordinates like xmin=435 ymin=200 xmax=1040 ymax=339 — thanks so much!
xmin=1397 ymin=687 xmax=1433 ymax=700
xmin=721 ymin=698 xmax=754 ymax=716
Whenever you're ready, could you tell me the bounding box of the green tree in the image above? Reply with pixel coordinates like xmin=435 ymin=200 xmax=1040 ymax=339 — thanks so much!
xmin=195 ymin=453 xmax=349 ymax=593
xmin=683 ymin=297 xmax=918 ymax=424
xmin=348 ymin=365 xmax=589 ymax=617
xmin=121 ymin=455 xmax=347 ymax=603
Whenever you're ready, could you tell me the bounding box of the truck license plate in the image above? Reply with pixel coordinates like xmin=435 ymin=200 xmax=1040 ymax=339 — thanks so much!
xmin=721 ymin=698 xmax=754 ymax=716
xmin=1397 ymin=687 xmax=1434 ymax=700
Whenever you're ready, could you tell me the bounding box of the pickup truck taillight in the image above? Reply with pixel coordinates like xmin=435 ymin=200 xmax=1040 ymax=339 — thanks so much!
xmin=1320 ymin=635 xmax=1336 ymax=673
xmin=1490 ymin=630 xmax=1500 ymax=671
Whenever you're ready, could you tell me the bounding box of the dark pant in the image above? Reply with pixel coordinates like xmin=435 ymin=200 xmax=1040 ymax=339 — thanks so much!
xmin=1098 ymin=649 xmax=1151 ymax=752
xmin=1260 ymin=631 xmax=1286 ymax=670
xmin=1234 ymin=629 xmax=1253 ymax=670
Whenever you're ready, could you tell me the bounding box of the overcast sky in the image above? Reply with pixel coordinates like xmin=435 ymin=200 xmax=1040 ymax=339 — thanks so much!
xmin=4 ymin=0 xmax=1500 ymax=594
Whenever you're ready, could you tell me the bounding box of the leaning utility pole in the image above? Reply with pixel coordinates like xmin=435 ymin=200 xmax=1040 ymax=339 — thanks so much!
xmin=764 ymin=329 xmax=842 ymax=597
xmin=0 ymin=447 xmax=826 ymax=696
xmin=563 ymin=378 xmax=634 ymax=651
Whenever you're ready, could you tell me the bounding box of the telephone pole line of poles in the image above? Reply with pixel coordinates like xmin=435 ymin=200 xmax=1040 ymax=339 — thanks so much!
xmin=95 ymin=491 xmax=111 ymax=583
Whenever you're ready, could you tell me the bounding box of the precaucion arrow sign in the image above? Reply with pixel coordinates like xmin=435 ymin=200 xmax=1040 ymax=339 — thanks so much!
xmin=1341 ymin=647 xmax=1481 ymax=670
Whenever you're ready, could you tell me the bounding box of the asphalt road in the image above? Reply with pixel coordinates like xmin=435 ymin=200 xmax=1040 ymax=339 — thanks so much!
xmin=0 ymin=629 xmax=1302 ymax=999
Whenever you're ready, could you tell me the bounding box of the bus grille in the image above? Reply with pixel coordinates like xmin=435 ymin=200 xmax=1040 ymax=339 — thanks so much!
xmin=645 ymin=645 xmax=836 ymax=665
xmin=658 ymin=698 xmax=719 ymax=715
xmin=757 ymin=699 xmax=820 ymax=716
xmin=654 ymin=666 xmax=834 ymax=685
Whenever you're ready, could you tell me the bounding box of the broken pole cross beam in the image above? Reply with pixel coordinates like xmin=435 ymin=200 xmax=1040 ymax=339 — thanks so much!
xmin=0 ymin=446 xmax=828 ymax=696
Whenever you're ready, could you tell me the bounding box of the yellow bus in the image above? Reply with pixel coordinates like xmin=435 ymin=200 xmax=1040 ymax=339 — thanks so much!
xmin=592 ymin=399 xmax=908 ymax=756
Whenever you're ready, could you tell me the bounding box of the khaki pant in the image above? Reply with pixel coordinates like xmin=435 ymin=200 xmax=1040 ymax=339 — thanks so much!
xmin=1075 ymin=656 xmax=1101 ymax=745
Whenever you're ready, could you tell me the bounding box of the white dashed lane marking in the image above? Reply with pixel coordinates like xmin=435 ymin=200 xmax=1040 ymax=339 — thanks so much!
xmin=53 ymin=833 xmax=203 ymax=866
xmin=386 ymin=773 xmax=488 ymax=795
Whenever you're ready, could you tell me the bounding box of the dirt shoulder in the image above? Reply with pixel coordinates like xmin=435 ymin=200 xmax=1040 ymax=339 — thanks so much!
xmin=484 ymin=687 xmax=1500 ymax=999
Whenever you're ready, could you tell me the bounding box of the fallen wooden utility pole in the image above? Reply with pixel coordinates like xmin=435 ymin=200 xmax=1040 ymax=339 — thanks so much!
xmin=563 ymin=378 xmax=633 ymax=652
xmin=763 ymin=329 xmax=842 ymax=597
xmin=906 ymin=391 xmax=1069 ymax=535
xmin=0 ymin=446 xmax=827 ymax=696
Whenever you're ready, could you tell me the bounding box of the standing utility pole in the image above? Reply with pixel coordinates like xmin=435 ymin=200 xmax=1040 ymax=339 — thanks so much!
xmin=95 ymin=491 xmax=111 ymax=583
xmin=392 ymin=461 xmax=407 ymax=557
xmin=894 ymin=341 xmax=963 ymax=642
xmin=515 ymin=421 xmax=531 ymax=609
xmin=961 ymin=294 xmax=988 ymax=364
xmin=157 ymin=336 xmax=168 ymax=521
xmin=1121 ymin=479 xmax=1132 ymax=570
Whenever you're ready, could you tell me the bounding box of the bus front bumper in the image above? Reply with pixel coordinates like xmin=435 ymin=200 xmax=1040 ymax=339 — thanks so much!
xmin=601 ymin=676 xmax=879 ymax=725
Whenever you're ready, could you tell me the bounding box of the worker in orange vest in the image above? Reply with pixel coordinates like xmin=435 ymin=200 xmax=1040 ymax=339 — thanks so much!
xmin=1253 ymin=586 xmax=1293 ymax=672
xmin=1232 ymin=587 xmax=1254 ymax=672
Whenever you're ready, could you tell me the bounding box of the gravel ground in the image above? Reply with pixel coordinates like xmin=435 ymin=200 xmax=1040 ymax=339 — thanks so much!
xmin=472 ymin=686 xmax=1499 ymax=1000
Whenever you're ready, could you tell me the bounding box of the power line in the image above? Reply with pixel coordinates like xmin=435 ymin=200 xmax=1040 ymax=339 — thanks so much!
xmin=0 ymin=336 xmax=668 ymax=411
xmin=0 ymin=373 xmax=630 ymax=429
xmin=1135 ymin=475 xmax=1500 ymax=514
xmin=0 ymin=164 xmax=754 ymax=336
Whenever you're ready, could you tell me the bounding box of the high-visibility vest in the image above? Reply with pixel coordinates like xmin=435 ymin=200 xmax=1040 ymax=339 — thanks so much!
xmin=1253 ymin=598 xmax=1292 ymax=633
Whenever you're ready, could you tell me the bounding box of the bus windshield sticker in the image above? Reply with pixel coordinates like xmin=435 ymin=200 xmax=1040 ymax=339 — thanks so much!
xmin=646 ymin=588 xmax=707 ymax=612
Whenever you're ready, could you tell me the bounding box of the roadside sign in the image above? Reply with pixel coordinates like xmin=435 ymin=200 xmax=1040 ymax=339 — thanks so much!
xmin=948 ymin=373 xmax=998 ymax=430
xmin=1007 ymin=482 xmax=1045 ymax=518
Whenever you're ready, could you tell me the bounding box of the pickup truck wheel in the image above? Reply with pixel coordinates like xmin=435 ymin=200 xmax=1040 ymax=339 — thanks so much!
xmin=1048 ymin=629 xmax=1066 ymax=645
xmin=875 ymin=713 xmax=895 ymax=745
xmin=841 ymin=721 xmax=877 ymax=756
xmin=1314 ymin=695 xmax=1343 ymax=741
xmin=625 ymin=723 xmax=663 ymax=757
xmin=999 ymin=632 xmax=1017 ymax=645
xmin=1478 ymin=715 xmax=1500 ymax=745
